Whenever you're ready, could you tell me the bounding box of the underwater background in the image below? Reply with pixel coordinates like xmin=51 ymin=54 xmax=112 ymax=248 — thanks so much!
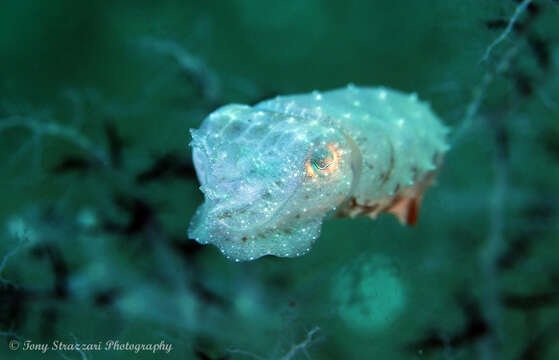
xmin=1 ymin=0 xmax=558 ymax=359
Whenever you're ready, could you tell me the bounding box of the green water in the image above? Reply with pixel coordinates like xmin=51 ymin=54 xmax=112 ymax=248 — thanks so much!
xmin=1 ymin=1 xmax=558 ymax=359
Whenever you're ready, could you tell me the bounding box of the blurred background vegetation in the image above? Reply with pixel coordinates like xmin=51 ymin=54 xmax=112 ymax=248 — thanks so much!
xmin=0 ymin=0 xmax=558 ymax=359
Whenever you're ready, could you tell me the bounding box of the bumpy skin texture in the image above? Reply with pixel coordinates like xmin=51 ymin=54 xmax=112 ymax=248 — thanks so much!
xmin=188 ymin=85 xmax=449 ymax=261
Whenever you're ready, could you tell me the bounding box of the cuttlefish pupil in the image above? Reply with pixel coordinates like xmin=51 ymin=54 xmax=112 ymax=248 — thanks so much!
xmin=311 ymin=148 xmax=335 ymax=170
xmin=306 ymin=145 xmax=339 ymax=177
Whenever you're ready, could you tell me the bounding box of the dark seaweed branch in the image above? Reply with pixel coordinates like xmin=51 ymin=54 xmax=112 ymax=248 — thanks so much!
xmin=136 ymin=152 xmax=196 ymax=184
xmin=407 ymin=297 xmax=489 ymax=355
xmin=104 ymin=121 xmax=126 ymax=168
xmin=515 ymin=321 xmax=559 ymax=360
xmin=528 ymin=36 xmax=551 ymax=70
xmin=103 ymin=195 xmax=158 ymax=236
xmin=31 ymin=245 xmax=70 ymax=300
xmin=189 ymin=281 xmax=230 ymax=309
xmin=93 ymin=288 xmax=122 ymax=308
xmin=497 ymin=232 xmax=535 ymax=270
xmin=503 ymin=291 xmax=559 ymax=310
xmin=0 ymin=283 xmax=29 ymax=331
xmin=52 ymin=156 xmax=103 ymax=174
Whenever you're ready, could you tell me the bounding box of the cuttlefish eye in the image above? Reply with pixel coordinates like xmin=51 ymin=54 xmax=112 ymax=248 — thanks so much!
xmin=306 ymin=144 xmax=339 ymax=177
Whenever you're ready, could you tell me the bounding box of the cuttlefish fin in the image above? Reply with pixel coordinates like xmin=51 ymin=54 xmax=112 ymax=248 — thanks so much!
xmin=387 ymin=195 xmax=422 ymax=226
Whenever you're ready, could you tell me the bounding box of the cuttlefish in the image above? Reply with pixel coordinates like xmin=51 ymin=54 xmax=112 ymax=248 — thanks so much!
xmin=188 ymin=85 xmax=449 ymax=261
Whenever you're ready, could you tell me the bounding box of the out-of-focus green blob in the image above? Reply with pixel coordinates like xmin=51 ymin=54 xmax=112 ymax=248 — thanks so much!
xmin=332 ymin=254 xmax=405 ymax=332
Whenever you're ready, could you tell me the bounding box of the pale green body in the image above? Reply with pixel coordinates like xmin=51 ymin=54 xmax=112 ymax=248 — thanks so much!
xmin=189 ymin=85 xmax=449 ymax=261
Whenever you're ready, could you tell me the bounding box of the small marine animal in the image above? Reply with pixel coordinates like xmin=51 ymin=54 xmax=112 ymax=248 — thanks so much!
xmin=188 ymin=85 xmax=449 ymax=261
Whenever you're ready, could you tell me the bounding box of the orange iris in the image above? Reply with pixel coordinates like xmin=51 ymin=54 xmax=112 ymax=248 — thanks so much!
xmin=306 ymin=144 xmax=339 ymax=177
